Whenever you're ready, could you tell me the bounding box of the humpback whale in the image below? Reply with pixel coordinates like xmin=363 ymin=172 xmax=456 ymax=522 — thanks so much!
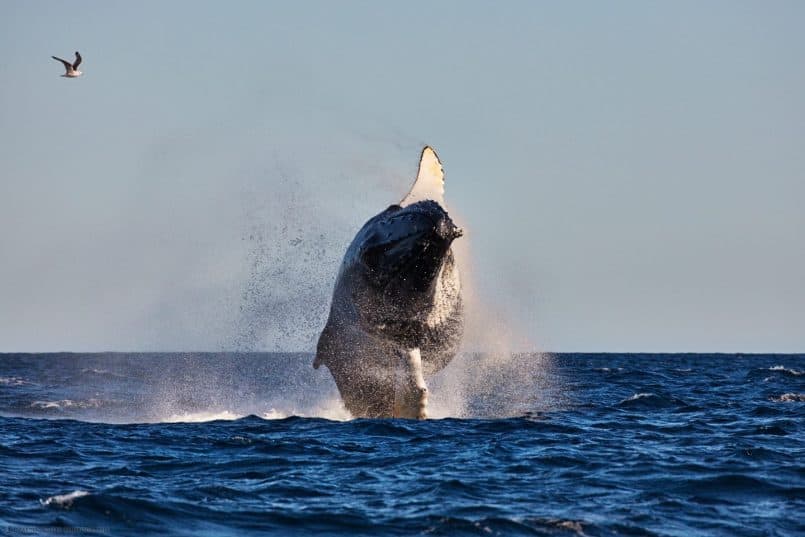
xmin=314 ymin=147 xmax=464 ymax=419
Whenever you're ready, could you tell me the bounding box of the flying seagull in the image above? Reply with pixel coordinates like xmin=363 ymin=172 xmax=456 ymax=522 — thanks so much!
xmin=51 ymin=51 xmax=82 ymax=78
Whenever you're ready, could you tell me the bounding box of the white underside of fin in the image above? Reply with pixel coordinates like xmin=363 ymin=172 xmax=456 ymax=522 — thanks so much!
xmin=393 ymin=348 xmax=428 ymax=419
xmin=400 ymin=146 xmax=445 ymax=207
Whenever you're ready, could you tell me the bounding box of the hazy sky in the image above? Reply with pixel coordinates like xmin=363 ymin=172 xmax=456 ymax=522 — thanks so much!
xmin=1 ymin=1 xmax=803 ymax=352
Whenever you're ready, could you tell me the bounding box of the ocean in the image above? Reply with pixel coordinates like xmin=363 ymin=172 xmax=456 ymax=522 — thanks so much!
xmin=0 ymin=353 xmax=802 ymax=536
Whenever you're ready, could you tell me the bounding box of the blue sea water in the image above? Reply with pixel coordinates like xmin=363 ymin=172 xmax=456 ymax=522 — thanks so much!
xmin=0 ymin=353 xmax=803 ymax=536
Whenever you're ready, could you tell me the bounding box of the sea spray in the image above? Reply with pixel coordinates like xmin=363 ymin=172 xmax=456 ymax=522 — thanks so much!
xmin=428 ymin=215 xmax=558 ymax=418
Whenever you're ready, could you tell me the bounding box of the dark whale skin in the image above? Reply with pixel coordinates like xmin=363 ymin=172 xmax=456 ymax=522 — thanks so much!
xmin=314 ymin=197 xmax=463 ymax=418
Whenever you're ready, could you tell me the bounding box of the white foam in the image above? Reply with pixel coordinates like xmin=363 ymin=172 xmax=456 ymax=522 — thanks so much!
xmin=30 ymin=399 xmax=103 ymax=410
xmin=160 ymin=400 xmax=353 ymax=423
xmin=625 ymin=392 xmax=656 ymax=401
xmin=771 ymin=393 xmax=805 ymax=403
xmin=162 ymin=410 xmax=243 ymax=423
xmin=261 ymin=408 xmax=288 ymax=420
xmin=594 ymin=367 xmax=624 ymax=373
xmin=0 ymin=376 xmax=29 ymax=386
xmin=261 ymin=399 xmax=353 ymax=421
xmin=42 ymin=490 xmax=89 ymax=507
xmin=31 ymin=401 xmax=63 ymax=409
xmin=769 ymin=365 xmax=803 ymax=376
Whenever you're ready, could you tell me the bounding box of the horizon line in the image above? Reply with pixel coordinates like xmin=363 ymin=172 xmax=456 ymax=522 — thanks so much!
xmin=0 ymin=350 xmax=803 ymax=356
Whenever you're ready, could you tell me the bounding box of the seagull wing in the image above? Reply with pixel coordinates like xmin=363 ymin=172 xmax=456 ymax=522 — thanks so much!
xmin=52 ymin=55 xmax=72 ymax=72
xmin=72 ymin=51 xmax=82 ymax=70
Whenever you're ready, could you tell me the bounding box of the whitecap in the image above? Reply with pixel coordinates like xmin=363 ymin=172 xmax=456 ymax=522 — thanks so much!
xmin=770 ymin=393 xmax=805 ymax=403
xmin=624 ymin=392 xmax=656 ymax=401
xmin=157 ymin=399 xmax=352 ymax=424
xmin=162 ymin=410 xmax=243 ymax=423
xmin=0 ymin=376 xmax=29 ymax=386
xmin=768 ymin=365 xmax=803 ymax=376
xmin=41 ymin=490 xmax=89 ymax=508
xmin=594 ymin=367 xmax=624 ymax=373
xmin=260 ymin=401 xmax=352 ymax=421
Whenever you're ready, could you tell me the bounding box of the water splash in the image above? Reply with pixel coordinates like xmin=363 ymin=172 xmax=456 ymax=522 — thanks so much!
xmin=427 ymin=214 xmax=558 ymax=418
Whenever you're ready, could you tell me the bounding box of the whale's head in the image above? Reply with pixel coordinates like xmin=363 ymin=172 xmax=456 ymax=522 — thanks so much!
xmin=357 ymin=200 xmax=462 ymax=296
xmin=342 ymin=197 xmax=462 ymax=346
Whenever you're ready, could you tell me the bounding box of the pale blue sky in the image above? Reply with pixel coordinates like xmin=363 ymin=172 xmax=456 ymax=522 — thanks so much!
xmin=1 ymin=1 xmax=803 ymax=352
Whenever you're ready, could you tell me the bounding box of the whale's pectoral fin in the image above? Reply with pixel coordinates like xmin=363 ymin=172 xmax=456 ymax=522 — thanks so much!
xmin=400 ymin=146 xmax=445 ymax=208
xmin=392 ymin=347 xmax=429 ymax=419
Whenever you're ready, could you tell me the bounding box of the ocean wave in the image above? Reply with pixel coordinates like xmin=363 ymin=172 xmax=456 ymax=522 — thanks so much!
xmin=264 ymin=400 xmax=352 ymax=421
xmin=624 ymin=392 xmax=656 ymax=401
xmin=674 ymin=474 xmax=799 ymax=500
xmin=158 ymin=401 xmax=352 ymax=424
xmin=0 ymin=376 xmax=30 ymax=386
xmin=616 ymin=392 xmax=688 ymax=409
xmin=41 ymin=490 xmax=90 ymax=508
xmin=768 ymin=365 xmax=803 ymax=376
xmin=422 ymin=515 xmax=592 ymax=536
xmin=770 ymin=393 xmax=805 ymax=403
xmin=162 ymin=410 xmax=243 ymax=423
xmin=33 ymin=487 xmax=597 ymax=537
xmin=260 ymin=403 xmax=351 ymax=422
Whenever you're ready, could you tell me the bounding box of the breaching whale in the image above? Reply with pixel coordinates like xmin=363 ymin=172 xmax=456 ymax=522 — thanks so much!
xmin=314 ymin=147 xmax=464 ymax=419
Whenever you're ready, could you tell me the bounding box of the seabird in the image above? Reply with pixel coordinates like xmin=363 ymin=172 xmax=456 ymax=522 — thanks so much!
xmin=51 ymin=51 xmax=83 ymax=78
